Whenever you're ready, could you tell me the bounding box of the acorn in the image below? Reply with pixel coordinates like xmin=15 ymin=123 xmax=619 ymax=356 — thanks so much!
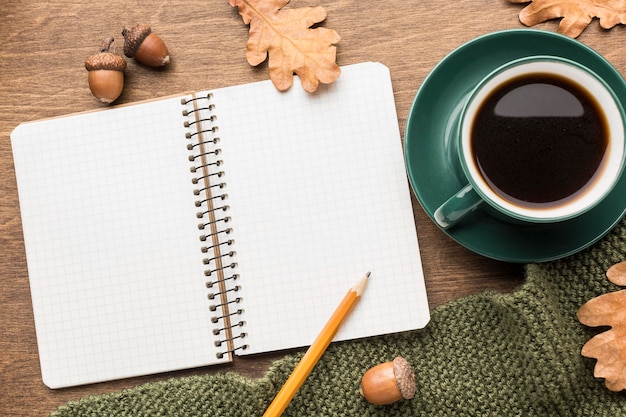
xmin=84 ymin=37 xmax=126 ymax=104
xmin=122 ymin=24 xmax=170 ymax=67
xmin=360 ymin=356 xmax=416 ymax=406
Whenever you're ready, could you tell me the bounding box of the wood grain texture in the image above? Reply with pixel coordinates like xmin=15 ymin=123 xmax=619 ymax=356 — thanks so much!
xmin=3 ymin=0 xmax=625 ymax=414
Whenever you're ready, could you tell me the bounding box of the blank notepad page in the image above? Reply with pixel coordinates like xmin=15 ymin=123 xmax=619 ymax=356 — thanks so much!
xmin=206 ymin=62 xmax=430 ymax=354
xmin=11 ymin=99 xmax=226 ymax=388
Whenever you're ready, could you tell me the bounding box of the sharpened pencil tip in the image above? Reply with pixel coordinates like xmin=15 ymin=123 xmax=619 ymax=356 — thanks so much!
xmin=366 ymin=271 xmax=371 ymax=277
xmin=353 ymin=272 xmax=369 ymax=296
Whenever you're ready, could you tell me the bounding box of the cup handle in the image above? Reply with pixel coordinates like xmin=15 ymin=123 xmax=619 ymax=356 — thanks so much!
xmin=434 ymin=184 xmax=484 ymax=229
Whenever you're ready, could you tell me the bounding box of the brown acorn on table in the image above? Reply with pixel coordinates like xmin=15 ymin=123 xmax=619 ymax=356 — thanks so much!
xmin=122 ymin=23 xmax=170 ymax=67
xmin=84 ymin=37 xmax=126 ymax=104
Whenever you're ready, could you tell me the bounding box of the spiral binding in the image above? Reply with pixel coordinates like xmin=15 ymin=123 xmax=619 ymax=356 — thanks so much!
xmin=182 ymin=93 xmax=247 ymax=359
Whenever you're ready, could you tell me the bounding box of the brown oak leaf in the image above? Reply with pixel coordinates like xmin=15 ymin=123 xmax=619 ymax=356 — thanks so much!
xmin=509 ymin=0 xmax=626 ymax=38
xmin=577 ymin=261 xmax=626 ymax=391
xmin=230 ymin=0 xmax=341 ymax=93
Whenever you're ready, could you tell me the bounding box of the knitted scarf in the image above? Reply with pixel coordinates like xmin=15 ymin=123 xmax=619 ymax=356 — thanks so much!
xmin=51 ymin=218 xmax=626 ymax=416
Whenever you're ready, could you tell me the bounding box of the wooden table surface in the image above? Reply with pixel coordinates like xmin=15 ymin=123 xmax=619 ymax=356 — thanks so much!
xmin=2 ymin=0 xmax=625 ymax=415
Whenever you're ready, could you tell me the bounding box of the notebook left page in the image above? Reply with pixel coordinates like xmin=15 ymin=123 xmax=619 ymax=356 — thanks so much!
xmin=11 ymin=97 xmax=229 ymax=389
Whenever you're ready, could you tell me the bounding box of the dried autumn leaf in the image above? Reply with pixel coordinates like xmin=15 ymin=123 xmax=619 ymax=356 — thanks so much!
xmin=509 ymin=0 xmax=626 ymax=38
xmin=577 ymin=261 xmax=626 ymax=391
xmin=230 ymin=0 xmax=341 ymax=93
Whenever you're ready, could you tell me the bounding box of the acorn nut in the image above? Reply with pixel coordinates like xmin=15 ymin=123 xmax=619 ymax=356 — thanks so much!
xmin=85 ymin=37 xmax=126 ymax=104
xmin=360 ymin=356 xmax=416 ymax=405
xmin=122 ymin=23 xmax=170 ymax=67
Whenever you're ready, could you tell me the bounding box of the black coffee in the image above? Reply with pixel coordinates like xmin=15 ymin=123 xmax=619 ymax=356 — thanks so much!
xmin=470 ymin=72 xmax=609 ymax=207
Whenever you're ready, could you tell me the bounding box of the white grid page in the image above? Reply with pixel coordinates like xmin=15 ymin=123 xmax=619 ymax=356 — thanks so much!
xmin=202 ymin=62 xmax=429 ymax=354
xmin=11 ymin=98 xmax=227 ymax=388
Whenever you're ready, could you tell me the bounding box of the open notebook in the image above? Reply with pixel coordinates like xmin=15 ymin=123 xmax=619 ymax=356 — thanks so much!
xmin=11 ymin=62 xmax=429 ymax=389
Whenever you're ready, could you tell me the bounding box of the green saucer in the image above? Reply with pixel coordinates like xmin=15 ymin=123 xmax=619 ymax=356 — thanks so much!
xmin=404 ymin=29 xmax=626 ymax=263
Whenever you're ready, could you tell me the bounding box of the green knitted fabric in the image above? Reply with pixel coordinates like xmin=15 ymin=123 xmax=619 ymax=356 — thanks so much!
xmin=51 ymin=219 xmax=626 ymax=416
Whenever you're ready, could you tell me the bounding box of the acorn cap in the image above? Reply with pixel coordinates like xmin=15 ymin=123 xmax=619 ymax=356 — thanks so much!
xmin=85 ymin=52 xmax=126 ymax=71
xmin=85 ymin=37 xmax=126 ymax=71
xmin=122 ymin=23 xmax=152 ymax=58
xmin=393 ymin=356 xmax=416 ymax=400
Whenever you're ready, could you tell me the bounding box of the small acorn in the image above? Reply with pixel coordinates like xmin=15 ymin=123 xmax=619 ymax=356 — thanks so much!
xmin=360 ymin=356 xmax=416 ymax=406
xmin=84 ymin=37 xmax=126 ymax=104
xmin=122 ymin=24 xmax=170 ymax=67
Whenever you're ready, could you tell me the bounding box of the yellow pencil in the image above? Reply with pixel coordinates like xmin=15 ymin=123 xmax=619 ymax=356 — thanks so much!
xmin=262 ymin=272 xmax=370 ymax=417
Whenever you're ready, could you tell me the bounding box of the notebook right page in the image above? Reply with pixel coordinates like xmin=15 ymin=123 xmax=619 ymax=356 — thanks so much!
xmin=205 ymin=62 xmax=429 ymax=354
